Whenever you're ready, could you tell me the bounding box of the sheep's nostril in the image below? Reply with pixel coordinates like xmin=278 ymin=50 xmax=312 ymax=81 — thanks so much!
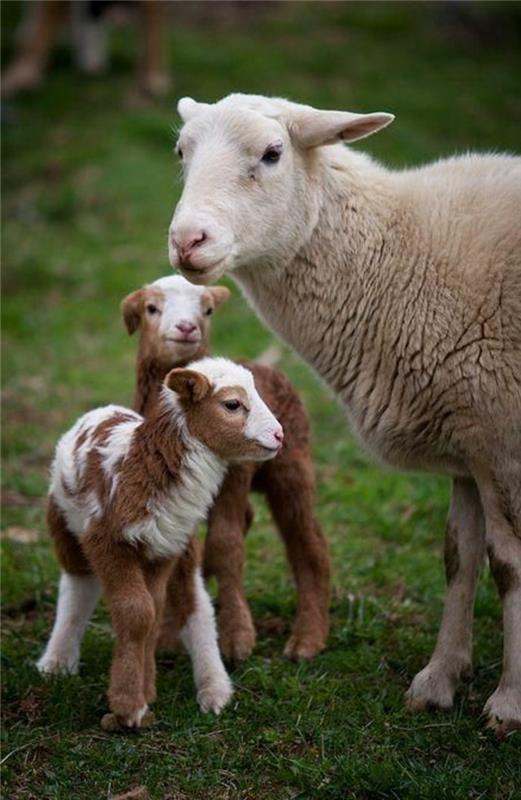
xmin=176 ymin=321 xmax=197 ymax=335
xmin=172 ymin=230 xmax=207 ymax=260
xmin=274 ymin=429 xmax=284 ymax=444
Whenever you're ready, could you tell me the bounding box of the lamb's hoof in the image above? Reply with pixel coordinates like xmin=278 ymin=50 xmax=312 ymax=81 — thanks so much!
xmin=36 ymin=653 xmax=79 ymax=676
xmin=101 ymin=706 xmax=155 ymax=732
xmin=197 ymin=676 xmax=233 ymax=715
xmin=219 ymin=618 xmax=256 ymax=663
xmin=484 ymin=688 xmax=521 ymax=739
xmin=405 ymin=663 xmax=460 ymax=712
xmin=284 ymin=634 xmax=326 ymax=661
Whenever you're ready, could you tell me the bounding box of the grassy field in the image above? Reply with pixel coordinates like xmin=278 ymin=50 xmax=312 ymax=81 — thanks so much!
xmin=2 ymin=3 xmax=521 ymax=798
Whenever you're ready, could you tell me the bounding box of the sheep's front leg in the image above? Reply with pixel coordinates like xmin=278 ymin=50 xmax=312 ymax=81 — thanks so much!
xmin=264 ymin=454 xmax=331 ymax=660
xmin=37 ymin=571 xmax=101 ymax=675
xmin=477 ymin=466 xmax=521 ymax=737
xmin=181 ymin=569 xmax=233 ymax=714
xmin=142 ymin=561 xmax=172 ymax=707
xmin=204 ymin=468 xmax=257 ymax=662
xmin=406 ymin=477 xmax=485 ymax=712
xmin=87 ymin=541 xmax=155 ymax=729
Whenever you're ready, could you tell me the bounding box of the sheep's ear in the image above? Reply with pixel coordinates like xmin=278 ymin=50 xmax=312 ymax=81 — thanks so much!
xmin=290 ymin=109 xmax=394 ymax=148
xmin=121 ymin=289 xmax=144 ymax=335
xmin=165 ymin=368 xmax=211 ymax=403
xmin=177 ymin=97 xmax=210 ymax=123
xmin=208 ymin=286 xmax=231 ymax=308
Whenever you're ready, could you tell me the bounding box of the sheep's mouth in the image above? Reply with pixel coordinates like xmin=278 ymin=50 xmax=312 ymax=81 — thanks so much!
xmin=165 ymin=337 xmax=201 ymax=346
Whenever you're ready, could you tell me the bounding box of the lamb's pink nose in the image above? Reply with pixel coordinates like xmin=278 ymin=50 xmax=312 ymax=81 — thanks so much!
xmin=171 ymin=229 xmax=207 ymax=264
xmin=176 ymin=321 xmax=197 ymax=335
xmin=274 ymin=428 xmax=284 ymax=445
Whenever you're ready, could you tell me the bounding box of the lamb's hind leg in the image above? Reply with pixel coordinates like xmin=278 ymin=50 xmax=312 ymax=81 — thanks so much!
xmin=263 ymin=453 xmax=331 ymax=659
xmin=477 ymin=463 xmax=521 ymax=737
xmin=37 ymin=497 xmax=101 ymax=675
xmin=406 ymin=477 xmax=485 ymax=711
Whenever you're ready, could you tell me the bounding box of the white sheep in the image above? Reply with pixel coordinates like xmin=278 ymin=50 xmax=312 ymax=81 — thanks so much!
xmin=167 ymin=93 xmax=521 ymax=737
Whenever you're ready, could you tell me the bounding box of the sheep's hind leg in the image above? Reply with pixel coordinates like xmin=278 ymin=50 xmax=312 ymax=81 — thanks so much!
xmin=38 ymin=498 xmax=101 ymax=675
xmin=180 ymin=569 xmax=233 ymax=714
xmin=37 ymin=571 xmax=101 ymax=675
xmin=406 ymin=477 xmax=485 ymax=712
xmin=477 ymin=464 xmax=521 ymax=737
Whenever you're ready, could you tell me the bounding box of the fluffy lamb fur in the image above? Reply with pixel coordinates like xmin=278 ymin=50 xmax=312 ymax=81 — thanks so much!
xmin=38 ymin=357 xmax=283 ymax=729
xmin=121 ymin=274 xmax=331 ymax=661
xmin=167 ymin=93 xmax=521 ymax=736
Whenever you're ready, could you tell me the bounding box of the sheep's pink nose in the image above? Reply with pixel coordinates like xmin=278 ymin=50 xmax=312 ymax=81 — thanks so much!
xmin=171 ymin=229 xmax=207 ymax=263
xmin=274 ymin=428 xmax=284 ymax=445
xmin=176 ymin=321 xmax=197 ymax=335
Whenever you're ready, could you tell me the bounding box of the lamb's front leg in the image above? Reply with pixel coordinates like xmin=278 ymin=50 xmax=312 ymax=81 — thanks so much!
xmin=87 ymin=542 xmax=155 ymax=729
xmin=181 ymin=569 xmax=233 ymax=714
xmin=142 ymin=560 xmax=173 ymax=707
xmin=406 ymin=477 xmax=485 ymax=712
xmin=204 ymin=468 xmax=257 ymax=662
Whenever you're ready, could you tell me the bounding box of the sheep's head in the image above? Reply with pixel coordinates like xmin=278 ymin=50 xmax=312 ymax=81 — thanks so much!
xmin=121 ymin=275 xmax=230 ymax=365
xmin=164 ymin=357 xmax=284 ymax=462
xmin=169 ymin=93 xmax=394 ymax=284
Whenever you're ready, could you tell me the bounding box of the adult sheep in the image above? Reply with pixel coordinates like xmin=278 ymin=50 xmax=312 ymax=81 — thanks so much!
xmin=167 ymin=93 xmax=521 ymax=736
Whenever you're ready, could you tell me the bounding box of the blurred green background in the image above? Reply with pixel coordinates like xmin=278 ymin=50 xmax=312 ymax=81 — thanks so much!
xmin=2 ymin=3 xmax=520 ymax=799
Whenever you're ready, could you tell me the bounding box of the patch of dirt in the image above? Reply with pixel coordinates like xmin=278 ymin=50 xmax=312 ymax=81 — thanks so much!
xmin=1 ymin=526 xmax=41 ymax=543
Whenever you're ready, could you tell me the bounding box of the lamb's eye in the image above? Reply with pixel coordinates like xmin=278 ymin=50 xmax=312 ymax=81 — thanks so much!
xmin=147 ymin=304 xmax=159 ymax=315
xmin=261 ymin=145 xmax=282 ymax=165
xmin=222 ymin=399 xmax=241 ymax=412
xmin=205 ymin=307 xmax=213 ymax=316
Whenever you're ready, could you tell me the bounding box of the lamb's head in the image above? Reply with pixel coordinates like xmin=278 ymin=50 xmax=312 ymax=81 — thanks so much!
xmin=169 ymin=93 xmax=394 ymax=284
xmin=164 ymin=357 xmax=284 ymax=462
xmin=121 ymin=275 xmax=230 ymax=365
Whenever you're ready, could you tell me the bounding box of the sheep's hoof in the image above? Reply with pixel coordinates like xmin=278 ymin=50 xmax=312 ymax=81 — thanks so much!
xmin=483 ymin=688 xmax=521 ymax=740
xmin=284 ymin=634 xmax=326 ymax=661
xmin=100 ymin=710 xmax=156 ymax=733
xmin=219 ymin=617 xmax=256 ymax=663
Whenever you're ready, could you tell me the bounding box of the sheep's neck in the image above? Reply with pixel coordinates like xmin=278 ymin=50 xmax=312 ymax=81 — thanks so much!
xmin=134 ymin=343 xmax=209 ymax=418
xmin=235 ymin=157 xmax=399 ymax=400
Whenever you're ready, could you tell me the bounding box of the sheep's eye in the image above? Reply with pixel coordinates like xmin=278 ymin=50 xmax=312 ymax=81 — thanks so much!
xmin=222 ymin=399 xmax=241 ymax=412
xmin=205 ymin=307 xmax=213 ymax=316
xmin=147 ymin=304 xmax=159 ymax=315
xmin=176 ymin=147 xmax=183 ymax=160
xmin=261 ymin=145 xmax=282 ymax=165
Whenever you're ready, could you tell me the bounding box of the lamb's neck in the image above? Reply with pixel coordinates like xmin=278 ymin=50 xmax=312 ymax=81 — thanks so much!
xmin=235 ymin=152 xmax=400 ymax=398
xmin=123 ymin=401 xmax=226 ymax=559
xmin=134 ymin=345 xmax=209 ymax=418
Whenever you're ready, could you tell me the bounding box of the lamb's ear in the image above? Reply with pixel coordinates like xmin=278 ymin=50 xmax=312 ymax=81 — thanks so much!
xmin=290 ymin=108 xmax=394 ymax=148
xmin=208 ymin=286 xmax=231 ymax=308
xmin=121 ymin=289 xmax=144 ymax=335
xmin=165 ymin=368 xmax=211 ymax=403
xmin=177 ymin=97 xmax=210 ymax=123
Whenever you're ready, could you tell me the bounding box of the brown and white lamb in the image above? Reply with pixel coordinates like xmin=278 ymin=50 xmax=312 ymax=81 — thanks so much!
xmin=37 ymin=357 xmax=283 ymax=728
xmin=121 ymin=274 xmax=331 ymax=661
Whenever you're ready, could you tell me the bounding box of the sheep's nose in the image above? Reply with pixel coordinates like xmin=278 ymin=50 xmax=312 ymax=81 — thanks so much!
xmin=274 ymin=428 xmax=284 ymax=445
xmin=171 ymin=229 xmax=207 ymax=263
xmin=176 ymin=321 xmax=197 ymax=335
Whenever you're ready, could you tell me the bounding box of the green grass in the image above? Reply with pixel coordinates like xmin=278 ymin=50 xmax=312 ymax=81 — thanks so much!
xmin=2 ymin=3 xmax=521 ymax=798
